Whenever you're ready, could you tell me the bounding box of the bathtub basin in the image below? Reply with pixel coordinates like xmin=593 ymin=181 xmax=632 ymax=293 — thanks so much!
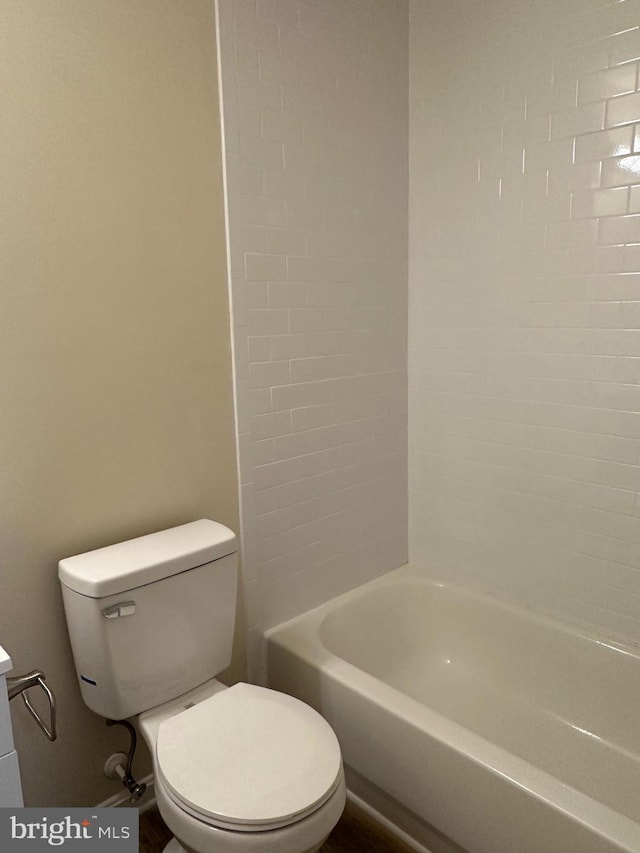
xmin=265 ymin=564 xmax=640 ymax=853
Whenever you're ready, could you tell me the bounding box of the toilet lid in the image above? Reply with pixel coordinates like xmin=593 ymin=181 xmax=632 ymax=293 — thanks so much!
xmin=156 ymin=683 xmax=343 ymax=832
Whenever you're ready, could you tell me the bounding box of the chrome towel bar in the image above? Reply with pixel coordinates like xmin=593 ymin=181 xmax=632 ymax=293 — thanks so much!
xmin=7 ymin=670 xmax=57 ymax=741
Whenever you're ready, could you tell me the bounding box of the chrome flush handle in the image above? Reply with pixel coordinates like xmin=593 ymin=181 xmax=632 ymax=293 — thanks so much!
xmin=102 ymin=601 xmax=136 ymax=619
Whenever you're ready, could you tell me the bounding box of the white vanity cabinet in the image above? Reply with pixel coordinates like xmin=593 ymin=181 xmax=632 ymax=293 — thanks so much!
xmin=0 ymin=646 xmax=23 ymax=806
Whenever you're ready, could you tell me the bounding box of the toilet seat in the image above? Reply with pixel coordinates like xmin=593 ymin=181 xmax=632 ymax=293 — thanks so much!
xmin=156 ymin=683 xmax=343 ymax=833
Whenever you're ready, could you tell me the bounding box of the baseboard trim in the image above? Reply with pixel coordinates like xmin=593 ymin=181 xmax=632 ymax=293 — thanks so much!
xmin=346 ymin=789 xmax=430 ymax=853
xmin=96 ymin=773 xmax=156 ymax=813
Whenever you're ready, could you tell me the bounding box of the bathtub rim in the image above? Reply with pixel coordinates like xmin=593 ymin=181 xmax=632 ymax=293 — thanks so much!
xmin=266 ymin=563 xmax=640 ymax=663
xmin=264 ymin=562 xmax=640 ymax=853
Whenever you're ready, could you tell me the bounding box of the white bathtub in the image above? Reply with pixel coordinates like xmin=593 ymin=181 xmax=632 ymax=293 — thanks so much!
xmin=264 ymin=564 xmax=640 ymax=853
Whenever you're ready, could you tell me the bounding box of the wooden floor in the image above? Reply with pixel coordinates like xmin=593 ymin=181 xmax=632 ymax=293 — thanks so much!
xmin=140 ymin=800 xmax=414 ymax=852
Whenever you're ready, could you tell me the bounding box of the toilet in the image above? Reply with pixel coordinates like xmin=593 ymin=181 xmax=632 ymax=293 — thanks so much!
xmin=58 ymin=520 xmax=346 ymax=853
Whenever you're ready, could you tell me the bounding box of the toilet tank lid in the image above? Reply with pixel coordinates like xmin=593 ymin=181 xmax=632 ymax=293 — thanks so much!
xmin=58 ymin=519 xmax=237 ymax=599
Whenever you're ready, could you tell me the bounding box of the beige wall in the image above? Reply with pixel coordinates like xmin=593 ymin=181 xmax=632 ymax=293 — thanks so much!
xmin=0 ymin=0 xmax=241 ymax=806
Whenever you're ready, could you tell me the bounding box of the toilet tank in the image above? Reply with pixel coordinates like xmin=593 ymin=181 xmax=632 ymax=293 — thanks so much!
xmin=58 ymin=520 xmax=238 ymax=720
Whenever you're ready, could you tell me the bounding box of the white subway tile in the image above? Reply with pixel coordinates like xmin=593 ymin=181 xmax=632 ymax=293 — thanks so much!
xmin=574 ymin=126 xmax=634 ymax=162
xmin=246 ymin=386 xmax=276 ymax=417
xmin=546 ymin=219 xmax=598 ymax=248
xmin=571 ymin=186 xmax=629 ymax=218
xmin=578 ymin=64 xmax=637 ymax=105
xmin=550 ymin=101 xmax=605 ymax=139
xmin=554 ymin=39 xmax=610 ymax=78
xmin=282 ymin=140 xmax=321 ymax=175
xmin=247 ymin=336 xmax=270 ymax=364
xmin=610 ymin=28 xmax=640 ymax=66
xmin=256 ymin=0 xmax=300 ymax=28
xmin=607 ymin=91 xmax=640 ymax=128
xmin=219 ymin=0 xmax=408 ymax=673
xmin=271 ymin=383 xmax=311 ymax=412
xmin=250 ymin=410 xmax=291 ymax=440
xmin=246 ymin=307 xmax=289 ymax=335
xmin=287 ymin=255 xmax=354 ymax=282
xmin=629 ymin=185 xmax=640 ymax=212
xmin=249 ymin=360 xmax=290 ymax=389
xmin=265 ymin=227 xmax=307 ymax=255
xmin=547 ymin=161 xmax=602 ymax=194
xmin=263 ymin=168 xmax=306 ymax=201
xmin=236 ymin=75 xmax=282 ymax=111
xmin=245 ymin=282 xmax=268 ymax=308
xmin=267 ymin=281 xmax=307 ymax=308
xmin=240 ymin=225 xmax=269 ymax=255
xmin=599 ymin=214 xmax=640 ymax=245
xmin=409 ymin=0 xmax=640 ymax=647
xmin=240 ymin=195 xmax=287 ymax=227
xmin=602 ymin=153 xmax=640 ymax=187
xmin=526 ymin=77 xmax=576 ymax=117
xmin=239 ymin=132 xmax=284 ymax=173
xmin=261 ymin=109 xmax=304 ymax=144
xmin=524 ymin=137 xmax=573 ymax=172
xmin=237 ymin=165 xmax=264 ymax=196
xmin=244 ymin=252 xmax=287 ymax=281
xmin=285 ymin=197 xmax=324 ymax=229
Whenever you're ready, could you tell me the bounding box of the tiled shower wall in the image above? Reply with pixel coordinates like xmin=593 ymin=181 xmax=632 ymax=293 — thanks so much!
xmin=410 ymin=0 xmax=640 ymax=643
xmin=216 ymin=0 xmax=408 ymax=672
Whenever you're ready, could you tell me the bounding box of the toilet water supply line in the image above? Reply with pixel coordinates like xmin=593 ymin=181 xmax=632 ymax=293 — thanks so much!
xmin=106 ymin=719 xmax=147 ymax=803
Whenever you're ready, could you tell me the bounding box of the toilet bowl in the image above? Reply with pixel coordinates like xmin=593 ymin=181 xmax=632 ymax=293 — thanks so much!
xmin=138 ymin=678 xmax=346 ymax=853
xmin=58 ymin=521 xmax=347 ymax=853
xmin=154 ymin=773 xmax=346 ymax=853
